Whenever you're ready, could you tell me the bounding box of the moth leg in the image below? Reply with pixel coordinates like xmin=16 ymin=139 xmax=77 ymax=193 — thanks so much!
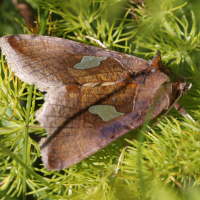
xmin=83 ymin=36 xmax=107 ymax=48
xmin=174 ymin=102 xmax=196 ymax=123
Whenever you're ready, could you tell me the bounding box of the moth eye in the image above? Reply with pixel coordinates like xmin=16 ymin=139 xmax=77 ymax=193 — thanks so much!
xmin=150 ymin=67 xmax=156 ymax=73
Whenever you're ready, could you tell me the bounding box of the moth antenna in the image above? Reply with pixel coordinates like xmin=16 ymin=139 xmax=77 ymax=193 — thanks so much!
xmin=147 ymin=90 xmax=196 ymax=134
xmin=83 ymin=36 xmax=107 ymax=48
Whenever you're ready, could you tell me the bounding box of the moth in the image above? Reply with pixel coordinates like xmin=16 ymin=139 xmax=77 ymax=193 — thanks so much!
xmin=0 ymin=35 xmax=192 ymax=170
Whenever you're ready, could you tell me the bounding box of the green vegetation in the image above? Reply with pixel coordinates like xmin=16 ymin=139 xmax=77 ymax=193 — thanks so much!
xmin=0 ymin=0 xmax=200 ymax=199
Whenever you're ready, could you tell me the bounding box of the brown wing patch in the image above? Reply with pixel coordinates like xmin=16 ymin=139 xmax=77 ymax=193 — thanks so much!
xmin=1 ymin=35 xmax=149 ymax=91
xmin=0 ymin=34 xmax=187 ymax=171
xmin=38 ymin=67 xmax=173 ymax=170
xmin=38 ymin=82 xmax=139 ymax=170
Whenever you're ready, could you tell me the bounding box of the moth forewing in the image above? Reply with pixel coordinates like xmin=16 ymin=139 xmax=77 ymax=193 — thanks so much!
xmin=0 ymin=34 xmax=193 ymax=170
xmin=38 ymin=50 xmax=191 ymax=170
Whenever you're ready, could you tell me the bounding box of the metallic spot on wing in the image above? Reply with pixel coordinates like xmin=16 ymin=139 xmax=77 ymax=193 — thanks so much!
xmin=88 ymin=105 xmax=125 ymax=122
xmin=73 ymin=56 xmax=107 ymax=69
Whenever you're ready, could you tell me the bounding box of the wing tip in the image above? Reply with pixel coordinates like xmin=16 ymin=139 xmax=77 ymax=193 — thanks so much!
xmin=0 ymin=35 xmax=52 ymax=91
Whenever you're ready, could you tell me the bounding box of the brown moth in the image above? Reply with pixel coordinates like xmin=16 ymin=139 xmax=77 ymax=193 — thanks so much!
xmin=0 ymin=35 xmax=192 ymax=170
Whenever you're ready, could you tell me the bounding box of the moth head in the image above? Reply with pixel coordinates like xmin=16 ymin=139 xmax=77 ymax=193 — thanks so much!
xmin=150 ymin=51 xmax=192 ymax=98
xmin=177 ymin=78 xmax=192 ymax=96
